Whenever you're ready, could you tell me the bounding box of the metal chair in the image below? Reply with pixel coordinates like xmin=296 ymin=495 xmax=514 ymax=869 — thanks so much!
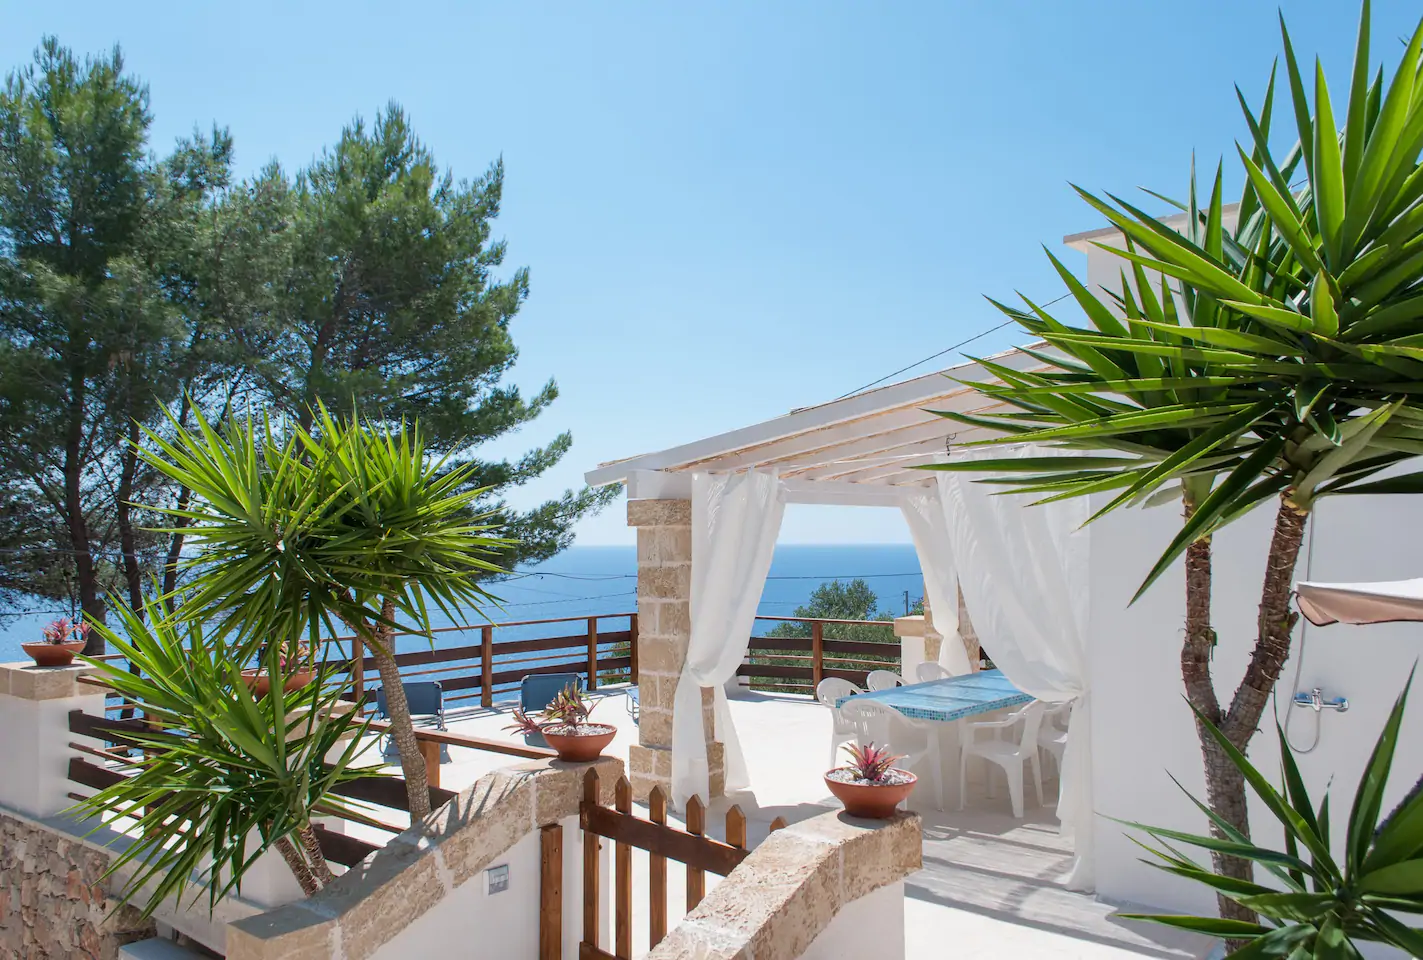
xmin=816 ymin=677 xmax=863 ymax=767
xmin=626 ymin=685 xmax=641 ymax=724
xmin=916 ymin=662 xmax=955 ymax=683
xmin=374 ymin=681 xmax=446 ymax=731
xmin=520 ymin=672 xmax=584 ymax=713
xmin=867 ymin=669 xmax=905 ymax=692
xmin=373 ymin=681 xmax=446 ymax=757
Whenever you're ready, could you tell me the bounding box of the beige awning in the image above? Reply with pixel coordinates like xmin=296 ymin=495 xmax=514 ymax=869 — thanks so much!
xmin=1295 ymin=579 xmax=1423 ymax=626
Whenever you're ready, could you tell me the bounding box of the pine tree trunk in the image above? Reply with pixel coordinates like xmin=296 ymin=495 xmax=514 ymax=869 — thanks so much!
xmin=64 ymin=371 xmax=105 ymax=653
xmin=369 ymin=597 xmax=432 ymax=821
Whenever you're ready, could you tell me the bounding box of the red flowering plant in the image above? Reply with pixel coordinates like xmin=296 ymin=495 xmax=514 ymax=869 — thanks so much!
xmin=840 ymin=742 xmax=906 ymax=784
xmin=41 ymin=617 xmax=90 ymax=646
xmin=503 ymin=684 xmax=607 ymax=737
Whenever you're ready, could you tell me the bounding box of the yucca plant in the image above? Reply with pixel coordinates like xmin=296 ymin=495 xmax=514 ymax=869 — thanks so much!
xmin=925 ymin=2 xmax=1423 ymax=925
xmin=841 ymin=742 xmax=906 ymax=784
xmin=73 ymin=597 xmax=384 ymax=916
xmin=1124 ymin=673 xmax=1423 ymax=958
xmin=139 ymin=402 xmax=509 ymax=819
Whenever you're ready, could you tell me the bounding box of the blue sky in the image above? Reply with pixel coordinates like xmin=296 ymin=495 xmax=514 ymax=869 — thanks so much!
xmin=3 ymin=1 xmax=1417 ymax=545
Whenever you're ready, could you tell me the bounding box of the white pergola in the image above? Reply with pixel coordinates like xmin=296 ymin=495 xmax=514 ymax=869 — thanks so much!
xmin=583 ymin=344 xmax=1048 ymax=502
xmin=588 ymin=340 xmax=1093 ymax=888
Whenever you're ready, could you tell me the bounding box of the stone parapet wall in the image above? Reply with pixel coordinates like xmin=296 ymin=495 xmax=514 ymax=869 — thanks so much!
xmin=648 ymin=810 xmax=922 ymax=960
xmin=226 ymin=756 xmax=622 ymax=960
xmin=0 ymin=810 xmax=155 ymax=959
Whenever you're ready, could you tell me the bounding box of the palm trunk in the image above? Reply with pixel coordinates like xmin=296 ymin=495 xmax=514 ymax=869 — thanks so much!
xmin=299 ymin=823 xmax=335 ymax=886
xmin=1202 ymin=494 xmax=1309 ymax=944
xmin=1224 ymin=496 xmax=1308 ymax=744
xmin=368 ymin=597 xmax=432 ymax=821
xmin=274 ymin=835 xmax=321 ymax=896
xmin=1178 ymin=492 xmax=1253 ymax=926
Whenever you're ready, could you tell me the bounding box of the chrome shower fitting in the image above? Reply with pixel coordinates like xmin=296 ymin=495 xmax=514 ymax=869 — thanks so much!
xmin=1292 ymin=687 xmax=1349 ymax=713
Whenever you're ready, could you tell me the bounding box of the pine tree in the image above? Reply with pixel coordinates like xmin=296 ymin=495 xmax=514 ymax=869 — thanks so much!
xmin=243 ymin=105 xmax=616 ymax=571
xmin=0 ymin=39 xmax=220 ymax=647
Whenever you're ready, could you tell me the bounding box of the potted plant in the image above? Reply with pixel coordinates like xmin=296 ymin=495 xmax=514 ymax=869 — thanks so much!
xmin=22 ymin=617 xmax=91 ymax=667
xmin=241 ymin=643 xmax=315 ymax=698
xmin=505 ymin=684 xmax=616 ymax=762
xmin=824 ymin=742 xmax=916 ymax=818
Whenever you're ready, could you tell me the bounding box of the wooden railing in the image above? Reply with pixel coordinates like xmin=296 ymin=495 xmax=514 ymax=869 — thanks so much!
xmin=64 ymin=707 xmax=555 ymax=866
xmin=542 ymin=768 xmax=785 ymax=960
xmin=332 ymin=612 xmax=639 ymax=710
xmin=737 ymin=615 xmax=901 ymax=694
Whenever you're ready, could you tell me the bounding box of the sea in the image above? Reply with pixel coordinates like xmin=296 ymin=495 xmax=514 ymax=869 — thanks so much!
xmin=0 ymin=544 xmax=924 ymax=671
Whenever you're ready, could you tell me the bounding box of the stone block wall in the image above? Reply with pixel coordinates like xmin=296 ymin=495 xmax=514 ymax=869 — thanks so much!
xmin=0 ymin=811 xmax=155 ymax=959
xmin=647 ymin=809 xmax=922 ymax=960
xmin=226 ymin=757 xmax=622 ymax=960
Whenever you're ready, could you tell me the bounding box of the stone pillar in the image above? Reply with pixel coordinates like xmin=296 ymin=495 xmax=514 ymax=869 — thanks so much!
xmin=957 ymin=584 xmax=982 ymax=671
xmin=0 ymin=662 xmax=106 ymax=817
xmin=893 ymin=614 xmax=928 ymax=682
xmin=627 ymin=498 xmax=722 ymax=802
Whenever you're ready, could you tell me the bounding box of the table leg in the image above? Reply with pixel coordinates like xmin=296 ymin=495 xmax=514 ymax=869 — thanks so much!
xmin=938 ymin=719 xmax=967 ymax=812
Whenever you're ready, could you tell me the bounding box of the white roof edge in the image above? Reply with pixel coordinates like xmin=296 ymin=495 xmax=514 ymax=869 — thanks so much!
xmin=1062 ymin=202 xmax=1240 ymax=252
xmin=584 ymin=343 xmax=1046 ymax=488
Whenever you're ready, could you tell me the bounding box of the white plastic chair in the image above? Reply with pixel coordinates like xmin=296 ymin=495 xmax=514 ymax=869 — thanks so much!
xmin=838 ymin=698 xmax=940 ymax=807
xmin=916 ymin=661 xmax=954 ymax=683
xmin=866 ymin=669 xmax=905 ymax=692
xmin=959 ymin=701 xmax=1045 ymax=818
xmin=816 ymin=677 xmax=864 ymax=768
xmin=1038 ymin=702 xmax=1071 ymax=777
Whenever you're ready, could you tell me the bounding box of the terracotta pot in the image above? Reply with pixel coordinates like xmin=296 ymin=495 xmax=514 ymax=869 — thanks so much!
xmin=541 ymin=724 xmax=617 ymax=762
xmin=21 ymin=641 xmax=87 ymax=668
xmin=824 ymin=769 xmax=917 ymax=819
xmin=240 ymin=669 xmax=315 ymax=698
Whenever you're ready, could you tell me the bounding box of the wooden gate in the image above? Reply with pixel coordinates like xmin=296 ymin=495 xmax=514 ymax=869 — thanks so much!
xmin=539 ymin=768 xmax=784 ymax=960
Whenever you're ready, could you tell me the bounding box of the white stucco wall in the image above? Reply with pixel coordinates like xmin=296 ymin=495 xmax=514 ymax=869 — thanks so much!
xmin=370 ymin=812 xmax=607 ymax=960
xmin=800 ymin=880 xmax=905 ymax=960
xmin=1087 ymin=488 xmax=1423 ymax=918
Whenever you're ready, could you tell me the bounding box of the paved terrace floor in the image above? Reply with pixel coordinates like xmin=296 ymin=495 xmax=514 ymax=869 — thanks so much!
xmin=366 ymin=685 xmax=1207 ymax=960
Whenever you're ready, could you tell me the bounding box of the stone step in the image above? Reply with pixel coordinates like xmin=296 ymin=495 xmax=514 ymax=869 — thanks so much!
xmin=120 ymin=939 xmax=213 ymax=960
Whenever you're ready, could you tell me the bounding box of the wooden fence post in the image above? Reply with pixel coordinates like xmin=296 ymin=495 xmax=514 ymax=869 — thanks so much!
xmin=419 ymin=738 xmax=441 ymax=792
xmin=811 ymin=620 xmax=824 ymax=688
xmin=615 ymin=776 xmax=632 ymax=960
xmin=481 ymin=624 xmax=494 ymax=709
xmin=582 ymin=769 xmax=601 ymax=951
xmin=648 ymin=786 xmax=667 ymax=948
xmin=629 ymin=613 xmax=639 ymax=683
xmin=725 ymin=805 xmax=747 ymax=853
xmin=540 ymin=824 xmax=563 ymax=960
xmin=587 ymin=617 xmax=599 ymax=691
xmin=685 ymin=796 xmax=705 ymax=911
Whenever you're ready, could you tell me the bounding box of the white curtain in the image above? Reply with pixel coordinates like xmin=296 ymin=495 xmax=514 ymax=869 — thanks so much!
xmin=901 ymin=491 xmax=973 ymax=675
xmin=935 ymin=446 xmax=1095 ymax=890
xmin=671 ymin=469 xmax=786 ymax=808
